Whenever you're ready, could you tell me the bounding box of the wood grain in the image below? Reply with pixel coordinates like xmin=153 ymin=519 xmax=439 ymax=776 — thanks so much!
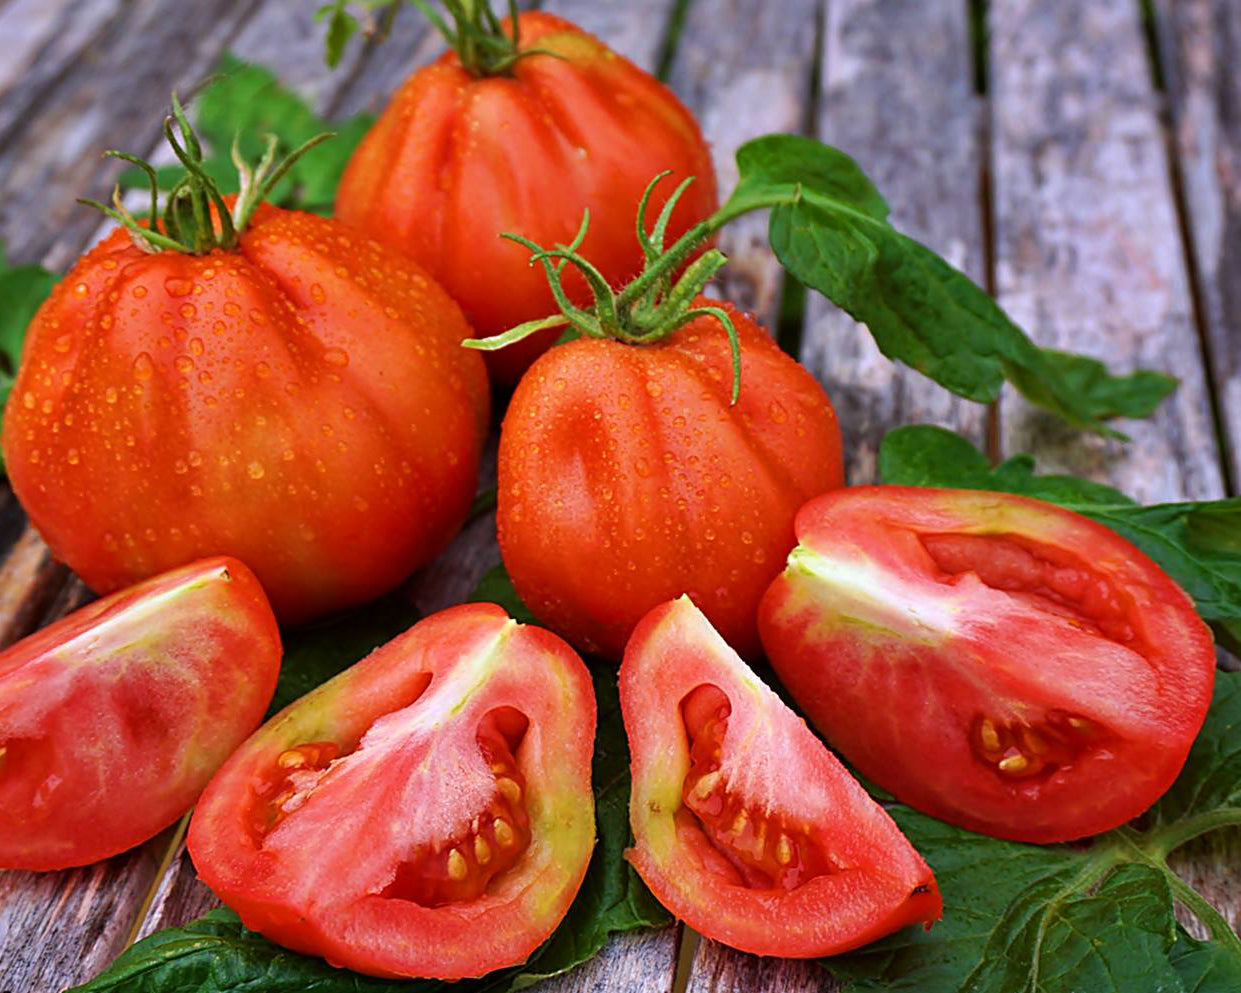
xmin=686 ymin=938 xmax=836 ymax=993
xmin=666 ymin=0 xmax=818 ymax=330
xmin=989 ymin=0 xmax=1239 ymax=939
xmin=1152 ymin=0 xmax=1241 ymax=487
xmin=800 ymin=0 xmax=988 ymax=485
xmin=990 ymin=0 xmax=1223 ymax=504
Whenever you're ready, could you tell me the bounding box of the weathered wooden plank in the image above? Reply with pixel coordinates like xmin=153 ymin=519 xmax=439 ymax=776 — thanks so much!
xmin=666 ymin=0 xmax=818 ymax=330
xmin=1152 ymin=0 xmax=1241 ymax=487
xmin=988 ymin=0 xmax=1239 ymax=940
xmin=0 ymin=0 xmax=262 ymax=272
xmin=542 ymin=927 xmax=680 ymax=993
xmin=686 ymin=937 xmax=835 ymax=993
xmin=990 ymin=0 xmax=1223 ymax=504
xmin=801 ymin=0 xmax=988 ymax=485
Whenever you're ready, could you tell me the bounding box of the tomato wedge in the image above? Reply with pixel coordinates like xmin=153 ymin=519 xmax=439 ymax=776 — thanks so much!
xmin=187 ymin=603 xmax=596 ymax=980
xmin=621 ymin=597 xmax=940 ymax=958
xmin=0 ymin=557 xmax=280 ymax=870
xmin=759 ymin=487 xmax=1217 ymax=843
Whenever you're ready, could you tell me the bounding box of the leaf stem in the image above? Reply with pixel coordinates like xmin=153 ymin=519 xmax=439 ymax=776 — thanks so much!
xmin=1148 ymin=808 xmax=1241 ymax=860
xmin=1165 ymin=869 xmax=1241 ymax=956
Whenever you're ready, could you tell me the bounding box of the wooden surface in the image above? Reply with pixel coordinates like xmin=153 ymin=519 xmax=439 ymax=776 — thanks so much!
xmin=0 ymin=0 xmax=1237 ymax=991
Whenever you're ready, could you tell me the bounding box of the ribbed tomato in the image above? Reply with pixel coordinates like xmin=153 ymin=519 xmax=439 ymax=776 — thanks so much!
xmin=334 ymin=11 xmax=717 ymax=384
xmin=497 ymin=300 xmax=843 ymax=660
xmin=0 ymin=557 xmax=280 ymax=870
xmin=621 ymin=597 xmax=941 ymax=957
xmin=3 ymin=203 xmax=489 ymax=624
xmin=188 ymin=603 xmax=595 ymax=980
xmin=759 ymin=487 xmax=1217 ymax=842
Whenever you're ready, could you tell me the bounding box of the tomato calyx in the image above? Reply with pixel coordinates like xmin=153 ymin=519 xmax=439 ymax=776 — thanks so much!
xmin=465 ymin=172 xmax=745 ymax=403
xmin=78 ymin=93 xmax=331 ymax=256
xmin=415 ymin=0 xmax=562 ymax=77
xmin=680 ymin=685 xmax=836 ymax=892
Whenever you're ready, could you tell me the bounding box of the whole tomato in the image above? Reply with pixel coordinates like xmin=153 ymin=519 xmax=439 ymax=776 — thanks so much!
xmin=497 ymin=300 xmax=844 ymax=660
xmin=3 ymin=196 xmax=489 ymax=624
xmin=335 ymin=11 xmax=717 ymax=385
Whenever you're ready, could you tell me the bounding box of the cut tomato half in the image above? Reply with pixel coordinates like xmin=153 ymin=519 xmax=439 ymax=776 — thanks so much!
xmin=0 ymin=557 xmax=280 ymax=870
xmin=759 ymin=486 xmax=1217 ymax=843
xmin=621 ymin=596 xmax=940 ymax=958
xmin=187 ymin=603 xmax=596 ymax=980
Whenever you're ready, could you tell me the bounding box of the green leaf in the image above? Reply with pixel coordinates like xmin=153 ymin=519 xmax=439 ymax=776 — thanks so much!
xmin=728 ymin=135 xmax=1177 ymax=437
xmin=0 ymin=241 xmax=58 ymax=474
xmin=877 ymin=425 xmax=1241 ymax=647
xmin=119 ymin=54 xmax=374 ymax=215
xmin=73 ymin=567 xmax=665 ymax=993
xmin=316 ymin=1 xmax=359 ymax=68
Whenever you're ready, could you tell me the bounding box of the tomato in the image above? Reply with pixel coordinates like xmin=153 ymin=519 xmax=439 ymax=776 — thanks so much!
xmin=0 ymin=557 xmax=280 ymax=870
xmin=497 ymin=300 xmax=843 ymax=660
xmin=187 ymin=603 xmax=595 ymax=980
xmin=759 ymin=486 xmax=1217 ymax=843
xmin=621 ymin=597 xmax=940 ymax=956
xmin=3 ymin=203 xmax=489 ymax=624
xmin=334 ymin=11 xmax=717 ymax=385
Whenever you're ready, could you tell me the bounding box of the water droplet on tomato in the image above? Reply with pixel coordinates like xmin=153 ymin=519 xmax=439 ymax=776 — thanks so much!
xmin=645 ymin=381 xmax=663 ymax=398
xmin=323 ymin=348 xmax=349 ymax=368
xmin=255 ymin=361 xmax=271 ymax=379
xmin=174 ymin=356 xmax=194 ymax=374
xmin=164 ymin=277 xmax=193 ymax=297
xmin=104 ymin=387 xmax=118 ymax=404
xmin=21 ymin=392 xmax=35 ymax=409
xmin=73 ymin=282 xmax=88 ymax=298
xmin=247 ymin=461 xmax=265 ymax=480
xmin=66 ymin=448 xmax=79 ymax=465
xmin=310 ymin=283 xmax=326 ymax=303
xmin=768 ymin=400 xmax=788 ymax=423
xmin=634 ymin=457 xmax=651 ymax=478
xmin=187 ymin=450 xmax=203 ymax=467
xmin=179 ymin=303 xmax=196 ymax=319
xmin=132 ymin=285 xmax=148 ymax=299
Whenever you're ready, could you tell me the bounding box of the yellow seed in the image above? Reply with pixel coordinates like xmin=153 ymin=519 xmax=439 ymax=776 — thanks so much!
xmin=496 ymin=777 xmax=522 ymax=805
xmin=979 ymin=719 xmax=1001 ymax=753
xmin=692 ymin=771 xmax=721 ymax=800
xmin=1021 ymin=727 xmax=1049 ymax=755
xmin=1067 ymin=716 xmax=1092 ymax=733
xmin=731 ymin=810 xmax=748 ymax=835
xmin=277 ymin=750 xmax=308 ymax=769
xmin=751 ymin=821 xmax=767 ymax=859
xmin=776 ymin=834 xmax=793 ymax=866
xmin=475 ymin=836 xmax=492 ymax=865
xmin=447 ymin=848 xmax=468 ymax=881
xmin=491 ymin=762 xmax=508 ymax=775
xmin=494 ymin=818 xmax=515 ymax=847
xmin=998 ymin=754 xmax=1029 ymax=774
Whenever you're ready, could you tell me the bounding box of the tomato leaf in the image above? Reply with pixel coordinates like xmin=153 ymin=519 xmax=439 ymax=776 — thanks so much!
xmin=828 ymin=671 xmax=1241 ymax=993
xmin=315 ymin=1 xmax=360 ymax=68
xmin=878 ymin=424 xmax=1241 ymax=651
xmin=0 ymin=242 xmax=58 ymax=474
xmin=727 ymin=135 xmax=1177 ymax=437
xmin=71 ymin=569 xmax=665 ymax=993
xmin=119 ymin=54 xmax=374 ymax=215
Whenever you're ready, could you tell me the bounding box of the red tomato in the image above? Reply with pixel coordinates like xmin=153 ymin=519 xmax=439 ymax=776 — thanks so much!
xmin=3 ymin=204 xmax=489 ymax=624
xmin=188 ymin=603 xmax=595 ymax=979
xmin=334 ymin=12 xmax=717 ymax=384
xmin=0 ymin=557 xmax=279 ymax=870
xmin=759 ymin=486 xmax=1217 ymax=843
xmin=497 ymin=301 xmax=843 ymax=660
xmin=621 ymin=597 xmax=941 ymax=956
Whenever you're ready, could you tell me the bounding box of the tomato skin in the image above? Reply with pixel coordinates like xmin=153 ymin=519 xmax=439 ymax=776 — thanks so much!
xmin=497 ymin=301 xmax=843 ymax=660
xmin=759 ymin=486 xmax=1217 ymax=843
xmin=3 ymin=206 xmax=489 ymax=624
xmin=334 ymin=12 xmax=717 ymax=384
xmin=188 ymin=603 xmax=595 ymax=980
xmin=0 ymin=557 xmax=280 ymax=870
xmin=621 ymin=597 xmax=941 ymax=957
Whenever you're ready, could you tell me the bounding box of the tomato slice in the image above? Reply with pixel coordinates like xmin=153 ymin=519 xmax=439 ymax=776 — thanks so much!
xmin=0 ymin=557 xmax=280 ymax=870
xmin=187 ymin=603 xmax=596 ymax=980
xmin=621 ymin=597 xmax=941 ymax=958
xmin=759 ymin=486 xmax=1217 ymax=843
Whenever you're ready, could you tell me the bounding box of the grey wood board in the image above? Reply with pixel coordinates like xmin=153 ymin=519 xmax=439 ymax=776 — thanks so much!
xmin=666 ymin=0 xmax=819 ymax=330
xmin=800 ymin=0 xmax=988 ymax=485
xmin=990 ymin=0 xmax=1223 ymax=504
xmin=989 ymin=0 xmax=1239 ymax=937
xmin=1153 ymin=0 xmax=1241 ymax=488
xmin=686 ymin=938 xmax=838 ymax=993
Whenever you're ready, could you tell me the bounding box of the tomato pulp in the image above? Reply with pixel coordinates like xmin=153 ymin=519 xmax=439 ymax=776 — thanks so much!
xmin=0 ymin=557 xmax=280 ymax=870
xmin=188 ymin=603 xmax=595 ymax=979
xmin=3 ymin=204 xmax=489 ymax=625
xmin=621 ymin=597 xmax=941 ymax=957
xmin=498 ymin=300 xmax=843 ymax=661
xmin=759 ymin=487 xmax=1217 ymax=843
xmin=335 ymin=12 xmax=717 ymax=384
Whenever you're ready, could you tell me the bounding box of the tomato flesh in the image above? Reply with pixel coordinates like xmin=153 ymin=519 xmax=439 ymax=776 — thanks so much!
xmin=759 ymin=486 xmax=1217 ymax=843
xmin=0 ymin=557 xmax=280 ymax=870
xmin=622 ymin=597 xmax=941 ymax=958
xmin=188 ymin=604 xmax=595 ymax=980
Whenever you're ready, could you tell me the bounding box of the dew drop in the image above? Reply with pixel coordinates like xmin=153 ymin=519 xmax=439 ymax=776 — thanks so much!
xmin=255 ymin=361 xmax=271 ymax=379
xmin=768 ymin=400 xmax=788 ymax=423
xmin=323 ymin=348 xmax=349 ymax=368
xmin=104 ymin=387 xmax=118 ymax=404
xmin=164 ymin=277 xmax=193 ymax=298
xmin=247 ymin=461 xmax=265 ymax=480
xmin=66 ymin=448 xmax=80 ymax=465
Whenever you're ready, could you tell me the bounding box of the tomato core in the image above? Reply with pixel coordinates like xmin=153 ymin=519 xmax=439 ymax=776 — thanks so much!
xmin=680 ymin=685 xmax=834 ymax=891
